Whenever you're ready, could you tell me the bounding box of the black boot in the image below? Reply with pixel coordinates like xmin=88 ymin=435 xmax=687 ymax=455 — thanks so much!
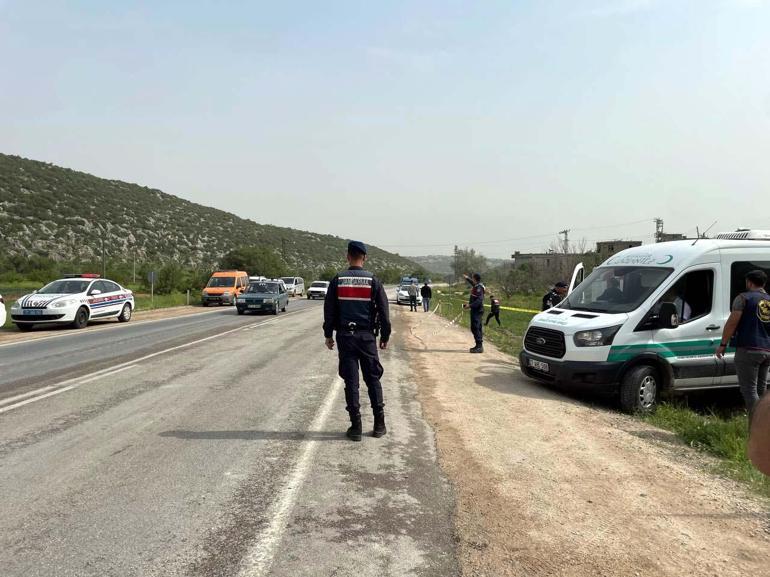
xmin=373 ymin=412 xmax=387 ymax=438
xmin=346 ymin=413 xmax=362 ymax=442
xmin=469 ymin=343 xmax=484 ymax=353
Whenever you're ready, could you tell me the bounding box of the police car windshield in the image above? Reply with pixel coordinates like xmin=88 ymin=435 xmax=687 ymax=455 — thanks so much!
xmin=207 ymin=277 xmax=235 ymax=287
xmin=247 ymin=282 xmax=278 ymax=294
xmin=560 ymin=266 xmax=673 ymax=314
xmin=38 ymin=280 xmax=91 ymax=294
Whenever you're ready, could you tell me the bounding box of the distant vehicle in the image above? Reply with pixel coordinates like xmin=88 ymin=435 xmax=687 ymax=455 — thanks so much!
xmin=307 ymin=281 xmax=330 ymax=300
xmin=10 ymin=274 xmax=134 ymax=331
xmin=396 ymin=282 xmax=423 ymax=306
xmin=249 ymin=275 xmax=267 ymax=283
xmin=236 ymin=280 xmax=288 ymax=315
xmin=202 ymin=270 xmax=249 ymax=306
xmin=281 ymin=276 xmax=305 ymax=297
xmin=0 ymin=293 xmax=6 ymax=327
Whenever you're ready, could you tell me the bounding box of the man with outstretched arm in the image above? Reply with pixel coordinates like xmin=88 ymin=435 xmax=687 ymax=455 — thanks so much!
xmin=462 ymin=272 xmax=485 ymax=353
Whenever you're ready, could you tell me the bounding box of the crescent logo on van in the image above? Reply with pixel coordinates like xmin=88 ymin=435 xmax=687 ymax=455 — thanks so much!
xmin=656 ymin=255 xmax=674 ymax=265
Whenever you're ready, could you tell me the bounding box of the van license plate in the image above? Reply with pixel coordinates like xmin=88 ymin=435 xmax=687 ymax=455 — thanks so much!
xmin=528 ymin=359 xmax=550 ymax=373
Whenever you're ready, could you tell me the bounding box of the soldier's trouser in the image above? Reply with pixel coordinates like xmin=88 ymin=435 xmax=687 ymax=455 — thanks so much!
xmin=470 ymin=311 xmax=483 ymax=345
xmin=735 ymin=348 xmax=770 ymax=414
xmin=336 ymin=332 xmax=384 ymax=415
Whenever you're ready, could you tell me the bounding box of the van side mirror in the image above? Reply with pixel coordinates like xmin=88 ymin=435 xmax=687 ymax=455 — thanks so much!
xmin=658 ymin=302 xmax=679 ymax=329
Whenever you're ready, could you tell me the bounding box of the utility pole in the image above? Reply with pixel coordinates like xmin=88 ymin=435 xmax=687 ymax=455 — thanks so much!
xmin=132 ymin=248 xmax=136 ymax=285
xmin=454 ymin=245 xmax=459 ymax=284
xmin=558 ymin=229 xmax=570 ymax=253
xmin=654 ymin=218 xmax=664 ymax=243
xmin=99 ymin=226 xmax=106 ymax=278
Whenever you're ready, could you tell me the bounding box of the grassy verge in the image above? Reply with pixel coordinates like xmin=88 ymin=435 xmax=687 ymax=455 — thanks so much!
xmin=645 ymin=404 xmax=769 ymax=496
xmin=431 ymin=284 xmax=769 ymax=498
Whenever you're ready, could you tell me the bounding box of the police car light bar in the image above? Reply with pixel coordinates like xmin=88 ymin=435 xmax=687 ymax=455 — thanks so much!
xmin=63 ymin=273 xmax=101 ymax=278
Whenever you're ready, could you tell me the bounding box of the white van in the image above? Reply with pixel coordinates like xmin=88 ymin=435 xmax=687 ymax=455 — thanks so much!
xmin=281 ymin=276 xmax=305 ymax=297
xmin=520 ymin=230 xmax=770 ymax=413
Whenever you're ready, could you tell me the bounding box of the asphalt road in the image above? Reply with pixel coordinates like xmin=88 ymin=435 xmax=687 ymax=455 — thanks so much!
xmin=0 ymin=299 xmax=456 ymax=576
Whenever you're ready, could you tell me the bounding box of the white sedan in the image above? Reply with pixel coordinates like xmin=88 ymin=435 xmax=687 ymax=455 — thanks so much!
xmin=11 ymin=274 xmax=134 ymax=331
xmin=396 ymin=284 xmax=423 ymax=306
xmin=307 ymin=281 xmax=330 ymax=300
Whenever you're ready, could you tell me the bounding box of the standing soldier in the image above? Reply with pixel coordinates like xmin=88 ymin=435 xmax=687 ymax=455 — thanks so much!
xmin=716 ymin=269 xmax=770 ymax=415
xmin=462 ymin=273 xmax=485 ymax=353
xmin=542 ymin=281 xmax=568 ymax=311
xmin=486 ymin=293 xmax=501 ymax=326
xmin=324 ymin=241 xmax=391 ymax=441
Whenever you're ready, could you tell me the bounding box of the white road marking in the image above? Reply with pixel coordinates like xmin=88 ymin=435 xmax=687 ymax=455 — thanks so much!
xmin=0 ymin=307 xmax=318 ymax=414
xmin=0 ymin=364 xmax=139 ymax=414
xmin=238 ymin=376 xmax=341 ymax=577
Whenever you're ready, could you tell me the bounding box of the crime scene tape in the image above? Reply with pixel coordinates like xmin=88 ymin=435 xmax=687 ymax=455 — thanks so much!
xmin=495 ymin=305 xmax=539 ymax=314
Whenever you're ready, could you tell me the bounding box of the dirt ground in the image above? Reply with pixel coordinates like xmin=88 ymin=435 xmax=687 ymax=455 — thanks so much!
xmin=398 ymin=308 xmax=770 ymax=577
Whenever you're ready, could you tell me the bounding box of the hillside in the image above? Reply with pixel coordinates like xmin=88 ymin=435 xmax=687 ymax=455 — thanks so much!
xmin=0 ymin=153 xmax=421 ymax=277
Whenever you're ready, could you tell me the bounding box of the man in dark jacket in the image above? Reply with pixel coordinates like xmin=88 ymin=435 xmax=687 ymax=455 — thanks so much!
xmin=324 ymin=241 xmax=391 ymax=441
xmin=486 ymin=294 xmax=501 ymax=326
xmin=717 ymin=269 xmax=770 ymax=414
xmin=420 ymin=282 xmax=432 ymax=312
xmin=462 ymin=273 xmax=485 ymax=353
xmin=542 ymin=281 xmax=568 ymax=311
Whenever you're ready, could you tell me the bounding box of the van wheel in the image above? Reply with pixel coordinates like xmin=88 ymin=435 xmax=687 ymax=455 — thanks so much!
xmin=118 ymin=303 xmax=132 ymax=323
xmin=273 ymin=306 xmax=279 ymax=315
xmin=282 ymin=305 xmax=287 ymax=312
xmin=620 ymin=365 xmax=659 ymax=414
xmin=71 ymin=306 xmax=90 ymax=329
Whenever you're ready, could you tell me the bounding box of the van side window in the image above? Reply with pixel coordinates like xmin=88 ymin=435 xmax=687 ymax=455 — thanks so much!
xmin=654 ymin=269 xmax=714 ymax=323
xmin=730 ymin=262 xmax=770 ymax=306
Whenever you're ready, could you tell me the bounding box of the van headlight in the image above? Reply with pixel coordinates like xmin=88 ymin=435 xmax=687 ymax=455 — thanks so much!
xmin=51 ymin=298 xmax=77 ymax=308
xmin=573 ymin=326 xmax=621 ymax=347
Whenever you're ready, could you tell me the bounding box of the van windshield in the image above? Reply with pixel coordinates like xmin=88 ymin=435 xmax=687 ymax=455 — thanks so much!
xmin=207 ymin=276 xmax=235 ymax=288
xmin=560 ymin=266 xmax=673 ymax=314
xmin=281 ymin=277 xmax=295 ymax=285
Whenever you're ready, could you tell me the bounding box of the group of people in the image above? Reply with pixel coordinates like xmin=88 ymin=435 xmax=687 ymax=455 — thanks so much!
xmin=405 ymin=281 xmax=433 ymax=312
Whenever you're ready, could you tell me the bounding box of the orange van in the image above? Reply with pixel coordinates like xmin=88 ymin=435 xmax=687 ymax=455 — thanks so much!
xmin=201 ymin=270 xmax=249 ymax=306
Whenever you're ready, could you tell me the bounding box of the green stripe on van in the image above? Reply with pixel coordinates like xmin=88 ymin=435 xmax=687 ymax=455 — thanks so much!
xmin=607 ymin=340 xmax=722 ymax=363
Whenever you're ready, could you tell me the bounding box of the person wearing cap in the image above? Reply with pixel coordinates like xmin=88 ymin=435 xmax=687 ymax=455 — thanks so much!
xmin=462 ymin=272 xmax=485 ymax=353
xmin=542 ymin=281 xmax=568 ymax=311
xmin=323 ymin=241 xmax=391 ymax=441
xmin=716 ymin=269 xmax=770 ymax=414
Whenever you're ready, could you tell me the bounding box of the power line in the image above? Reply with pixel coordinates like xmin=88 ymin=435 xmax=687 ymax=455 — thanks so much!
xmin=378 ymin=218 xmax=655 ymax=249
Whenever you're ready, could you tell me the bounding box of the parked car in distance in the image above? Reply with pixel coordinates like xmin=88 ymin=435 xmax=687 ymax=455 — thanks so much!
xmin=307 ymin=281 xmax=330 ymax=300
xmin=281 ymin=276 xmax=305 ymax=297
xmin=236 ymin=280 xmax=288 ymax=315
xmin=0 ymin=293 xmax=6 ymax=327
xmin=249 ymin=275 xmax=267 ymax=283
xmin=202 ymin=270 xmax=249 ymax=306
xmin=396 ymin=282 xmax=423 ymax=306
xmin=10 ymin=274 xmax=134 ymax=331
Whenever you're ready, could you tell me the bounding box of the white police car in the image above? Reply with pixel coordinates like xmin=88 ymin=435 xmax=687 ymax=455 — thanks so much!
xmin=11 ymin=274 xmax=134 ymax=331
xmin=0 ymin=293 xmax=6 ymax=327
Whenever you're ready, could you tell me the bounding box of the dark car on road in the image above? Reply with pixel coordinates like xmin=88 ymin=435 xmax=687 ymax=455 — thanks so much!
xmin=236 ymin=280 xmax=289 ymax=315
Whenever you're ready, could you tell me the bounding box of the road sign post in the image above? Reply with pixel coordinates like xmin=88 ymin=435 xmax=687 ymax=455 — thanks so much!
xmin=147 ymin=271 xmax=158 ymax=308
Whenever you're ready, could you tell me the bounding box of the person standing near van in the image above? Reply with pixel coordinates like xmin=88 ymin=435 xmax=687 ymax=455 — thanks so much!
xmin=716 ymin=270 xmax=770 ymax=414
xmin=420 ymin=282 xmax=432 ymax=312
xmin=542 ymin=281 xmax=568 ymax=311
xmin=407 ymin=281 xmax=418 ymax=312
xmin=462 ymin=273 xmax=485 ymax=353
xmin=486 ymin=294 xmax=501 ymax=326
xmin=324 ymin=241 xmax=391 ymax=441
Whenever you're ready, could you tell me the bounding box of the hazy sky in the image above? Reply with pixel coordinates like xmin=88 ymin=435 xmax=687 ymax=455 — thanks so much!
xmin=1 ymin=1 xmax=769 ymax=258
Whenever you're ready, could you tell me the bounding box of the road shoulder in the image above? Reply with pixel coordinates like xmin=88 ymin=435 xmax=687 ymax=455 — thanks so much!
xmin=401 ymin=307 xmax=770 ymax=577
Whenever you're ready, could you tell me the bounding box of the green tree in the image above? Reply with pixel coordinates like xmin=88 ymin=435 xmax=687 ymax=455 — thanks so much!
xmin=220 ymin=247 xmax=287 ymax=278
